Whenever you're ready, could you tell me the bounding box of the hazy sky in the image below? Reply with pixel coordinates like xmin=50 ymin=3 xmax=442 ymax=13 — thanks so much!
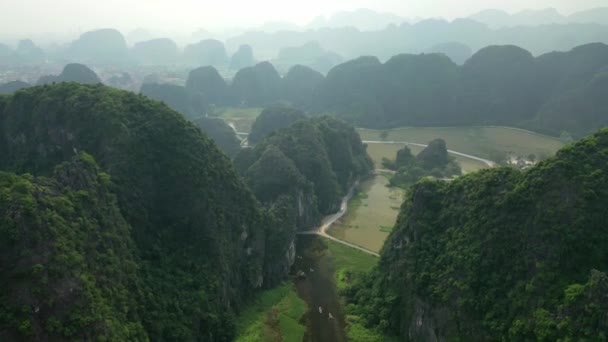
xmin=1 ymin=0 xmax=606 ymax=37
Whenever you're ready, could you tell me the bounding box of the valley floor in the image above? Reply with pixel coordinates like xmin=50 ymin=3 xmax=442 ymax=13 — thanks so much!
xmin=328 ymin=174 xmax=405 ymax=253
xmin=358 ymin=126 xmax=564 ymax=163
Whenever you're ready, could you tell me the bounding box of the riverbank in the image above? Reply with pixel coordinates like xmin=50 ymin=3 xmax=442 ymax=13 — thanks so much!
xmin=235 ymin=283 xmax=307 ymax=342
xmin=317 ymin=237 xmax=395 ymax=342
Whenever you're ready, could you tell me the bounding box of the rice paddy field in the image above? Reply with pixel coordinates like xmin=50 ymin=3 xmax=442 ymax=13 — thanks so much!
xmin=328 ymin=174 xmax=405 ymax=253
xmin=358 ymin=126 xmax=564 ymax=163
xmin=213 ymin=107 xmax=262 ymax=133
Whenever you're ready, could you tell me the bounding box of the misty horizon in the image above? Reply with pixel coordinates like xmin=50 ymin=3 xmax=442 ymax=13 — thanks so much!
xmin=0 ymin=0 xmax=606 ymax=44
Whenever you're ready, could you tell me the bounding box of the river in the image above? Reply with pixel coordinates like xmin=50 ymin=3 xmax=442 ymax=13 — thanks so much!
xmin=294 ymin=236 xmax=347 ymax=342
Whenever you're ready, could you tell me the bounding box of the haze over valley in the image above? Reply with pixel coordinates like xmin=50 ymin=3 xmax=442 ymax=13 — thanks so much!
xmin=1 ymin=1 xmax=607 ymax=341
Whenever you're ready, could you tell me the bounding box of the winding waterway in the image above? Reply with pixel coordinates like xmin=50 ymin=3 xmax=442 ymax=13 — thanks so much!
xmin=294 ymin=236 xmax=347 ymax=342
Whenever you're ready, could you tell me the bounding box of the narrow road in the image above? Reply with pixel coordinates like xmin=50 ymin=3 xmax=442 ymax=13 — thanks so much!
xmin=227 ymin=122 xmax=250 ymax=146
xmin=297 ymin=182 xmax=380 ymax=257
xmin=363 ymin=140 xmax=497 ymax=168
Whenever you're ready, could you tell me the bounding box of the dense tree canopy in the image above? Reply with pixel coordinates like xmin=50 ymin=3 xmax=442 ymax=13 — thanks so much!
xmin=140 ymin=83 xmax=197 ymax=117
xmin=185 ymin=66 xmax=230 ymax=106
xmin=282 ymin=65 xmax=325 ymax=110
xmin=37 ymin=64 xmax=101 ymax=85
xmin=193 ymin=116 xmax=241 ymax=157
xmin=0 ymin=154 xmax=147 ymax=341
xmin=347 ymin=129 xmax=608 ymax=341
xmin=0 ymin=81 xmax=30 ymax=94
xmin=132 ymin=41 xmax=608 ymax=138
xmin=248 ymin=106 xmax=307 ymax=145
xmin=236 ymin=116 xmax=373 ymax=230
xmin=416 ymin=139 xmax=450 ymax=170
xmin=384 ymin=140 xmax=461 ymax=187
xmin=314 ymin=43 xmax=608 ymax=137
xmin=0 ymin=83 xmax=291 ymax=340
xmin=231 ymin=62 xmax=282 ymax=106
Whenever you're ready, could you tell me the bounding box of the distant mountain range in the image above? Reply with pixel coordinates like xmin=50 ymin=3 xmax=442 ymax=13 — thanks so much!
xmin=469 ymin=7 xmax=608 ymax=28
xmin=307 ymin=8 xmax=410 ymax=31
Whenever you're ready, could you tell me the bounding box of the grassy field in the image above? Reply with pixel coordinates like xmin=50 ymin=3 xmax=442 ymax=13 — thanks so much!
xmin=328 ymin=175 xmax=405 ymax=253
xmin=366 ymin=142 xmax=489 ymax=174
xmin=213 ymin=107 xmax=262 ymax=133
xmin=359 ymin=126 xmax=564 ymax=162
xmin=325 ymin=239 xmax=378 ymax=275
xmin=235 ymin=283 xmax=307 ymax=342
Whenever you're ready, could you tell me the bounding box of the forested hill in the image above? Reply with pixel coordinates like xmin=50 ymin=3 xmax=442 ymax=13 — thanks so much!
xmin=235 ymin=116 xmax=374 ymax=231
xmin=0 ymin=83 xmax=293 ymax=340
xmin=318 ymin=43 xmax=608 ymax=137
xmin=347 ymin=129 xmax=608 ymax=340
xmin=143 ymin=42 xmax=608 ymax=139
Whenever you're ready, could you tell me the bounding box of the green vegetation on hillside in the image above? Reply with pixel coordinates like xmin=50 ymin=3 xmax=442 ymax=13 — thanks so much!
xmin=321 ymin=43 xmax=608 ymax=138
xmin=193 ymin=116 xmax=242 ymax=157
xmin=0 ymin=154 xmax=146 ymax=340
xmin=235 ymin=116 xmax=374 ymax=233
xmin=231 ymin=62 xmax=282 ymax=107
xmin=0 ymin=81 xmax=30 ymax=94
xmin=346 ymin=129 xmax=608 ymax=341
xmin=140 ymin=82 xmax=242 ymax=157
xmin=384 ymin=140 xmax=461 ymax=187
xmin=248 ymin=106 xmax=306 ymax=145
xmin=322 ymin=240 xmax=396 ymax=342
xmin=0 ymin=83 xmax=293 ymax=340
xmin=133 ymin=43 xmax=608 ymax=141
xmin=37 ymin=64 xmax=101 ymax=86
xmin=235 ymin=284 xmax=306 ymax=342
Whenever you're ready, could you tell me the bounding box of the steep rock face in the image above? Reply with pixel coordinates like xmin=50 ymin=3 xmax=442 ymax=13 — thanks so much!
xmin=140 ymin=82 xmax=198 ymax=117
xmin=0 ymin=154 xmax=147 ymax=341
xmin=349 ymin=129 xmax=608 ymax=341
xmin=186 ymin=66 xmax=230 ymax=106
xmin=231 ymin=62 xmax=282 ymax=106
xmin=37 ymin=64 xmax=101 ymax=85
xmin=13 ymin=40 xmax=45 ymax=64
xmin=0 ymin=83 xmax=291 ymax=340
xmin=321 ymin=56 xmax=384 ymax=127
xmin=67 ymin=29 xmax=129 ymax=65
xmin=276 ymin=41 xmax=344 ymax=73
xmin=234 ymin=118 xmax=372 ymax=296
xmin=183 ymin=39 xmax=229 ymax=67
xmin=459 ymin=45 xmax=542 ymax=124
xmin=131 ymin=38 xmax=179 ymax=65
xmin=0 ymin=81 xmax=30 ymax=94
xmin=248 ymin=106 xmax=307 ymax=145
xmin=426 ymin=42 xmax=473 ymax=65
xmin=193 ymin=116 xmax=241 ymax=157
xmin=229 ymin=44 xmax=255 ymax=70
xmin=380 ymin=53 xmax=459 ymax=126
xmin=57 ymin=64 xmax=102 ymax=84
xmin=235 ymin=116 xmax=373 ymax=231
xmin=416 ymin=138 xmax=449 ymax=170
xmin=282 ymin=65 xmax=325 ymax=110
